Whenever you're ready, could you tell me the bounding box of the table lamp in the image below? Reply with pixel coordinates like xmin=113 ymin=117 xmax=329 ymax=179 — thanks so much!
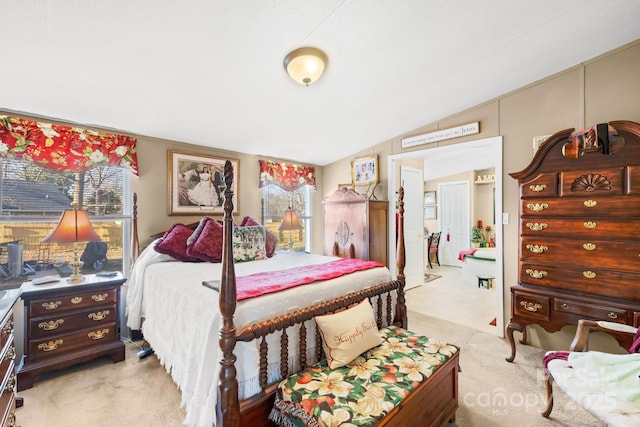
xmin=278 ymin=209 xmax=302 ymax=250
xmin=42 ymin=206 xmax=101 ymax=283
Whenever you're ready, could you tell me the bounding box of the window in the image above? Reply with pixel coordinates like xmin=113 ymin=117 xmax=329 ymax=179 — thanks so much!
xmin=0 ymin=156 xmax=130 ymax=286
xmin=261 ymin=185 xmax=312 ymax=252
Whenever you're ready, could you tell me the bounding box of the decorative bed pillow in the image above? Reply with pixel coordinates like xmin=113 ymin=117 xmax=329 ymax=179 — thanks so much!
xmin=241 ymin=216 xmax=277 ymax=257
xmin=233 ymin=225 xmax=267 ymax=263
xmin=154 ymin=223 xmax=202 ymax=262
xmin=185 ymin=217 xmax=224 ymax=263
xmin=315 ymin=299 xmax=382 ymax=369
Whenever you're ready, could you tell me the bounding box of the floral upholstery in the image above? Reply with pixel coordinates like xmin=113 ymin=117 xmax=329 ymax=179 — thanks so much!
xmin=269 ymin=326 xmax=458 ymax=427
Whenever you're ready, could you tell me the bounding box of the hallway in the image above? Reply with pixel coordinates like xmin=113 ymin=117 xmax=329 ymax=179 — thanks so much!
xmin=406 ymin=264 xmax=498 ymax=335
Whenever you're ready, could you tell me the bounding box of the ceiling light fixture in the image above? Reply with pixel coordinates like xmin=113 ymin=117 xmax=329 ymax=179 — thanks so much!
xmin=283 ymin=47 xmax=328 ymax=86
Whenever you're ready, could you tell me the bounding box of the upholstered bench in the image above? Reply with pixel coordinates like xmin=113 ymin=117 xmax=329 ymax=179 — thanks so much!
xmin=269 ymin=325 xmax=459 ymax=427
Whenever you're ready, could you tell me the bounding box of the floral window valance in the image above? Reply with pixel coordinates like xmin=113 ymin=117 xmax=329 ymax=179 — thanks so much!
xmin=259 ymin=159 xmax=316 ymax=191
xmin=0 ymin=115 xmax=138 ymax=176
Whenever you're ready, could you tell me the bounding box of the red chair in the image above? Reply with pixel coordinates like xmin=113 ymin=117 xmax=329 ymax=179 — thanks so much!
xmin=427 ymin=232 xmax=441 ymax=268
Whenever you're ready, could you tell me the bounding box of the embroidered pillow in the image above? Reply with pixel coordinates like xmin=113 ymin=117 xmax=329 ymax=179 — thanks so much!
xmin=315 ymin=299 xmax=382 ymax=369
xmin=185 ymin=217 xmax=224 ymax=263
xmin=233 ymin=225 xmax=267 ymax=263
xmin=241 ymin=216 xmax=277 ymax=258
xmin=154 ymin=223 xmax=202 ymax=262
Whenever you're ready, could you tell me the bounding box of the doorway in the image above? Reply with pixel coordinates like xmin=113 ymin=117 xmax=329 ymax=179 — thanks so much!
xmin=387 ymin=136 xmax=504 ymax=336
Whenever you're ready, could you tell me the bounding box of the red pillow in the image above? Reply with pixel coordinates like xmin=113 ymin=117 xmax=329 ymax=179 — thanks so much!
xmin=154 ymin=224 xmax=202 ymax=262
xmin=186 ymin=217 xmax=224 ymax=263
xmin=241 ymin=216 xmax=277 ymax=257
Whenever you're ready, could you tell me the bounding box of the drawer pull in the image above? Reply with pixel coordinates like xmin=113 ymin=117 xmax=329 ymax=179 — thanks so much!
xmin=608 ymin=312 xmax=618 ymax=319
xmin=88 ymin=310 xmax=110 ymax=321
xmin=525 ymin=223 xmax=548 ymax=232
xmin=2 ymin=319 xmax=14 ymax=335
xmin=520 ymin=301 xmax=543 ymax=312
xmin=560 ymin=303 xmax=570 ymax=310
xmin=583 ymin=221 xmax=597 ymax=229
xmin=6 ymin=373 xmax=15 ymax=393
xmin=38 ymin=319 xmax=64 ymax=331
xmin=88 ymin=329 xmax=109 ymax=340
xmin=92 ymin=293 xmax=109 ymax=302
xmin=38 ymin=339 xmax=63 ymax=352
xmin=526 ymin=244 xmax=548 ymax=254
xmin=584 ymin=200 xmax=597 ymax=208
xmin=582 ymin=243 xmax=596 ymax=251
xmin=529 ymin=184 xmax=547 ymax=192
xmin=526 ymin=269 xmax=548 ymax=279
xmin=42 ymin=301 xmax=62 ymax=310
xmin=71 ymin=296 xmax=83 ymax=304
xmin=583 ymin=271 xmax=596 ymax=279
xmin=527 ymin=203 xmax=549 ymax=212
xmin=5 ymin=346 xmax=15 ymax=361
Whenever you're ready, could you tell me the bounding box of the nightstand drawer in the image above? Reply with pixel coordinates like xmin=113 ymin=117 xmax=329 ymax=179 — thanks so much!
xmin=28 ymin=323 xmax=118 ymax=362
xmin=29 ymin=288 xmax=117 ymax=317
xmin=29 ymin=304 xmax=117 ymax=339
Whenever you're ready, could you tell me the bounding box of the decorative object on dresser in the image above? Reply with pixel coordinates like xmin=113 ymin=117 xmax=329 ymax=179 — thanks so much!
xmin=322 ymin=188 xmax=388 ymax=266
xmin=0 ymin=289 xmax=21 ymax=427
xmin=17 ymin=274 xmax=126 ymax=390
xmin=505 ymin=120 xmax=640 ymax=362
xmin=351 ymin=155 xmax=379 ymax=199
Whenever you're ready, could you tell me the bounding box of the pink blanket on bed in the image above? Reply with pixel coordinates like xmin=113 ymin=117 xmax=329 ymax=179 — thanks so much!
xmin=233 ymin=258 xmax=384 ymax=300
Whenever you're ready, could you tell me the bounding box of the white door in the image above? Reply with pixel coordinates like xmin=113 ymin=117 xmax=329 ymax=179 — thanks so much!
xmin=400 ymin=166 xmax=424 ymax=289
xmin=438 ymin=181 xmax=469 ymax=267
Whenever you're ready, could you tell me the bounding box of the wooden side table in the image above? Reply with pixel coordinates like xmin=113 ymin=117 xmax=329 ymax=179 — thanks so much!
xmin=17 ymin=273 xmax=126 ymax=391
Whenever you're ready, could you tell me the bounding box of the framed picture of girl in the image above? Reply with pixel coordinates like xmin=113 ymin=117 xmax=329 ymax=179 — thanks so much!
xmin=168 ymin=150 xmax=239 ymax=215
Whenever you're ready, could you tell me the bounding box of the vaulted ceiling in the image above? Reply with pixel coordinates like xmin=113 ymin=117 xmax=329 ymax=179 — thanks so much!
xmin=2 ymin=1 xmax=640 ymax=166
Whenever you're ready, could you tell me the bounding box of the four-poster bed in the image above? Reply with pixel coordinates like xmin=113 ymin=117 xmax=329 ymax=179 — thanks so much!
xmin=127 ymin=161 xmax=458 ymax=426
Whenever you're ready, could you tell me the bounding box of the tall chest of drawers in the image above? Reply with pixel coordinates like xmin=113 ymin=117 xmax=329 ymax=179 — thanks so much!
xmin=506 ymin=120 xmax=640 ymax=361
xmin=17 ymin=274 xmax=126 ymax=390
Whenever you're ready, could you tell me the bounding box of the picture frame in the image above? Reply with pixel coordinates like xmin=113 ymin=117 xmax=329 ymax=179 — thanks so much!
xmin=424 ymin=205 xmax=437 ymax=220
xmin=168 ymin=150 xmax=239 ymax=215
xmin=352 ymin=155 xmax=378 ymax=185
xmin=424 ymin=191 xmax=436 ymax=206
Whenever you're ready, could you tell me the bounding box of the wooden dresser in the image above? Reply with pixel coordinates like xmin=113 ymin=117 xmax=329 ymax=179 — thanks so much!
xmin=17 ymin=274 xmax=126 ymax=390
xmin=506 ymin=120 xmax=640 ymax=361
xmin=323 ymin=188 xmax=388 ymax=266
xmin=0 ymin=290 xmax=19 ymax=427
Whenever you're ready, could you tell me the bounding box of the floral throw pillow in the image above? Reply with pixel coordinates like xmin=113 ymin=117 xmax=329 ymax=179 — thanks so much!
xmin=314 ymin=299 xmax=382 ymax=369
xmin=233 ymin=225 xmax=267 ymax=263
xmin=241 ymin=216 xmax=277 ymax=257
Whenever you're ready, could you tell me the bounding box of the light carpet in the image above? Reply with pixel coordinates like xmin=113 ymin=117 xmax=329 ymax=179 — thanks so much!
xmin=16 ymin=313 xmax=604 ymax=427
xmin=424 ymin=274 xmax=442 ymax=283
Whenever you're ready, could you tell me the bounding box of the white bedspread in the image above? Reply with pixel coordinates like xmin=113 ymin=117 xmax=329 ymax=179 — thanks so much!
xmin=126 ymin=243 xmax=392 ymax=427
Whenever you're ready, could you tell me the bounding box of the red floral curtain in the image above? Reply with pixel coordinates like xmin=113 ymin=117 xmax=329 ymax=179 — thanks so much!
xmin=0 ymin=115 xmax=138 ymax=176
xmin=259 ymin=159 xmax=316 ymax=191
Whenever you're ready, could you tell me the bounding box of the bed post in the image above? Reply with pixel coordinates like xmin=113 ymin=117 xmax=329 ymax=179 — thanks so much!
xmin=217 ymin=161 xmax=240 ymax=427
xmin=396 ymin=187 xmax=407 ymax=328
xmin=130 ymin=192 xmax=140 ymax=265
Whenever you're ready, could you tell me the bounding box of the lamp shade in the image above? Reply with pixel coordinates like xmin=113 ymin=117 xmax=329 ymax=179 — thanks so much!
xmin=278 ymin=210 xmax=302 ymax=231
xmin=41 ymin=209 xmax=100 ymax=244
xmin=284 ymin=47 xmax=328 ymax=86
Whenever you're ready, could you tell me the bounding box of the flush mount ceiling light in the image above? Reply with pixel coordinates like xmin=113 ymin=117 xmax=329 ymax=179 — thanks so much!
xmin=283 ymin=47 xmax=328 ymax=86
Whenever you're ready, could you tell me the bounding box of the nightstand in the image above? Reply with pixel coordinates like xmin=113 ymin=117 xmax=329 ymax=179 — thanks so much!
xmin=17 ymin=273 xmax=126 ymax=391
